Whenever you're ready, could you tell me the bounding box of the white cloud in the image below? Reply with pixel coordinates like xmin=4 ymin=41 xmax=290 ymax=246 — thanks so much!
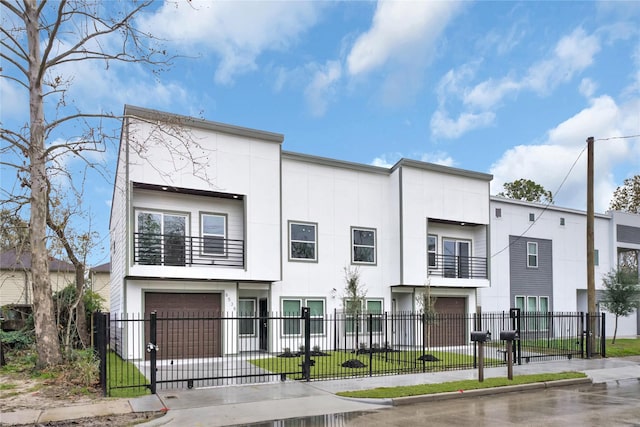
xmin=433 ymin=27 xmax=602 ymax=139
xmin=430 ymin=110 xmax=495 ymax=139
xmin=304 ymin=61 xmax=342 ymax=117
xmin=420 ymin=152 xmax=455 ymax=167
xmin=346 ymin=1 xmax=462 ymax=105
xmin=370 ymin=151 xmax=454 ymax=168
xmin=490 ymin=95 xmax=639 ymax=212
xmin=579 ymin=78 xmax=598 ymax=98
xmin=524 ymin=28 xmax=600 ymax=95
xmin=140 ymin=0 xmax=322 ymax=84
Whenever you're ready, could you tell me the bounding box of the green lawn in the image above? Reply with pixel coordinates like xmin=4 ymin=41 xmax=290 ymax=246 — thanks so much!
xmin=107 ymin=351 xmax=150 ymax=398
xmin=605 ymin=338 xmax=640 ymax=357
xmin=336 ymin=371 xmax=587 ymax=399
xmin=251 ymin=350 xmax=501 ymax=379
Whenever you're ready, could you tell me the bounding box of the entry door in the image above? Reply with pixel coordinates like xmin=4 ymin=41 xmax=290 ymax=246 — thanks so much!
xmin=259 ymin=298 xmax=268 ymax=351
xmin=443 ymin=239 xmax=471 ymax=278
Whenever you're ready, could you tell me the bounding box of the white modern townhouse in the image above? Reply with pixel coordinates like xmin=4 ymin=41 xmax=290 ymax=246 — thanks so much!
xmin=482 ymin=196 xmax=640 ymax=338
xmin=110 ymin=105 xmax=492 ymax=357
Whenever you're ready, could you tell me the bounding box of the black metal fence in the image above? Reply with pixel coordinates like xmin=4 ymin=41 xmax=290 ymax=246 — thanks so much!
xmin=93 ymin=310 xmax=605 ymax=396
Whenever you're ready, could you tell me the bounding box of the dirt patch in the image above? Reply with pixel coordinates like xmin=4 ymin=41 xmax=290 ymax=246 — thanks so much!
xmin=0 ymin=373 xmax=165 ymax=426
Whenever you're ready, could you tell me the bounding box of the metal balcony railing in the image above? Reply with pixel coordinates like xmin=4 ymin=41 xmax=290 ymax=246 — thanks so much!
xmin=428 ymin=254 xmax=487 ymax=279
xmin=133 ymin=233 xmax=244 ymax=268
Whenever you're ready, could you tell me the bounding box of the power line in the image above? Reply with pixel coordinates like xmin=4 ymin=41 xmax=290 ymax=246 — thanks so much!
xmin=490 ymin=141 xmax=589 ymax=259
xmin=595 ymin=134 xmax=640 ymax=141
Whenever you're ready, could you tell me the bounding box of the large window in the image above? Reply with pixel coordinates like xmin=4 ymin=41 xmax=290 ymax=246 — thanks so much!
xmin=352 ymin=227 xmax=376 ymax=264
xmin=427 ymin=235 xmax=437 ymax=268
xmin=366 ymin=300 xmax=383 ymax=333
xmin=289 ymin=222 xmax=317 ymax=261
xmin=282 ymin=299 xmax=325 ymax=336
xmin=527 ymin=242 xmax=538 ymax=268
xmin=238 ymin=299 xmax=256 ymax=336
xmin=307 ymin=300 xmax=325 ymax=335
xmin=136 ymin=210 xmax=187 ymax=266
xmin=443 ymin=239 xmax=470 ymax=278
xmin=345 ymin=299 xmax=384 ymax=334
xmin=201 ymin=213 xmax=226 ymax=255
xmin=515 ymin=295 xmax=549 ymax=331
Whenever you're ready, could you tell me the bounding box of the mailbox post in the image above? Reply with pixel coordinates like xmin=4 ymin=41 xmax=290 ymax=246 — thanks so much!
xmin=470 ymin=331 xmax=491 ymax=382
xmin=500 ymin=330 xmax=518 ymax=380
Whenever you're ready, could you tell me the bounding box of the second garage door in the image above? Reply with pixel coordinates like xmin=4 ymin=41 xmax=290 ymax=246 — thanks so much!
xmin=427 ymin=297 xmax=466 ymax=347
xmin=145 ymin=292 xmax=222 ymax=359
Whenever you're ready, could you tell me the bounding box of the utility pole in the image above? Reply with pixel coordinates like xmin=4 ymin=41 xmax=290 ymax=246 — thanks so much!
xmin=586 ymin=136 xmax=596 ymax=356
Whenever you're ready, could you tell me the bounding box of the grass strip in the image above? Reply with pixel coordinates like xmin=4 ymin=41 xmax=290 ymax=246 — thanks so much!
xmin=107 ymin=351 xmax=150 ymax=398
xmin=336 ymin=371 xmax=587 ymax=399
xmin=604 ymin=339 xmax=640 ymax=357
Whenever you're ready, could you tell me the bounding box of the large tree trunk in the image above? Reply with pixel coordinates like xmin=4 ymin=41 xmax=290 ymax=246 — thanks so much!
xmin=26 ymin=0 xmax=62 ymax=368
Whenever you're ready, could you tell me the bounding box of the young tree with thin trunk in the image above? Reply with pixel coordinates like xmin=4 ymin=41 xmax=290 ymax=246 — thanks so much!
xmin=601 ymin=269 xmax=640 ymax=344
xmin=0 ymin=0 xmax=171 ymax=368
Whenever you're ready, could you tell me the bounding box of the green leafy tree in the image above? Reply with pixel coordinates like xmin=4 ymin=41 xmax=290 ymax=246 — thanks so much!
xmin=498 ymin=179 xmax=554 ymax=204
xmin=609 ymin=175 xmax=640 ymax=213
xmin=343 ymin=266 xmax=367 ymax=350
xmin=600 ymin=269 xmax=640 ymax=344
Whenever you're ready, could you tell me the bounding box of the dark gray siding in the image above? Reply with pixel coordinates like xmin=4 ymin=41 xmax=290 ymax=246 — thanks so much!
xmin=509 ymin=236 xmax=553 ymax=309
xmin=617 ymin=225 xmax=640 ymax=244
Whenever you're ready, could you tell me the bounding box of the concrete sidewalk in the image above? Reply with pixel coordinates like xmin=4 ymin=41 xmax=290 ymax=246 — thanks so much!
xmin=2 ymin=356 xmax=639 ymax=426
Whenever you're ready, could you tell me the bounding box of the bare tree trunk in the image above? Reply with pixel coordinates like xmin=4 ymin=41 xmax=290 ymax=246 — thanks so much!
xmin=74 ymin=265 xmax=88 ymax=347
xmin=613 ymin=315 xmax=618 ymax=345
xmin=26 ymin=0 xmax=62 ymax=368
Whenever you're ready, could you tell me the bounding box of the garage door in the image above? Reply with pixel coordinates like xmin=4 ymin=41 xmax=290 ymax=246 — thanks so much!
xmin=145 ymin=292 xmax=222 ymax=359
xmin=428 ymin=297 xmax=466 ymax=347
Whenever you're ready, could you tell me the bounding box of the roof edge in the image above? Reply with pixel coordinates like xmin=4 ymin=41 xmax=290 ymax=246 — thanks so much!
xmin=123 ymin=105 xmax=284 ymax=144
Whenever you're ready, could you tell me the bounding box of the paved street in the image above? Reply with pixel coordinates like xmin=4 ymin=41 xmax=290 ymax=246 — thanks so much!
xmin=242 ymin=379 xmax=640 ymax=426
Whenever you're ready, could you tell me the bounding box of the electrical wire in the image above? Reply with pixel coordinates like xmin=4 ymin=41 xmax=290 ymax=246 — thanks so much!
xmin=490 ymin=141 xmax=589 ymax=259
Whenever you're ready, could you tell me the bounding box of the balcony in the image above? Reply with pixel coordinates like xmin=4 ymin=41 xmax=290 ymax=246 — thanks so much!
xmin=428 ymin=254 xmax=487 ymax=279
xmin=134 ymin=233 xmax=244 ymax=268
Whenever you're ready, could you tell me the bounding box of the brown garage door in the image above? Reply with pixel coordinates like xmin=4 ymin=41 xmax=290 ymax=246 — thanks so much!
xmin=145 ymin=292 xmax=221 ymax=359
xmin=428 ymin=297 xmax=466 ymax=347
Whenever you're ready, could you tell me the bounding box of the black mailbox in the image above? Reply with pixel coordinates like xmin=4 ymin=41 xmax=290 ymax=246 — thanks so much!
xmin=500 ymin=330 xmax=518 ymax=341
xmin=470 ymin=331 xmax=491 ymax=342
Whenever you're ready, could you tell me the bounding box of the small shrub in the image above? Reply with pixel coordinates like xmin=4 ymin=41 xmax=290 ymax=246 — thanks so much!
xmin=312 ymin=345 xmax=321 ymax=353
xmin=1 ymin=328 xmax=35 ymax=350
xmin=298 ymin=344 xmax=305 ymax=353
xmin=62 ymin=349 xmax=99 ymax=387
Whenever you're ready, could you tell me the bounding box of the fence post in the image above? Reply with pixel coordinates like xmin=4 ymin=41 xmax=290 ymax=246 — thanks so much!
xmin=509 ymin=308 xmax=521 ymax=365
xmin=585 ymin=312 xmax=592 ymax=359
xmin=600 ymin=313 xmax=606 ymax=357
xmin=368 ymin=313 xmax=373 ymax=377
xmin=149 ymin=312 xmax=157 ymax=394
xmin=93 ymin=312 xmax=108 ymax=396
xmin=302 ymin=307 xmax=311 ymax=381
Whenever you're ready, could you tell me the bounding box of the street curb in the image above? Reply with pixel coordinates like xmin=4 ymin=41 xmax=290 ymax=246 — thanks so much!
xmin=391 ymin=378 xmax=592 ymax=406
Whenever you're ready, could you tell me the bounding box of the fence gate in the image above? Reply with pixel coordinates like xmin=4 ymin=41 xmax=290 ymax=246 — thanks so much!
xmin=93 ymin=311 xmax=306 ymax=396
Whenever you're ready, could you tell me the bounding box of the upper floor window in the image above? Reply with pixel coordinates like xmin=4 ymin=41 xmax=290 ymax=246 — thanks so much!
xmin=527 ymin=242 xmax=538 ymax=268
xmin=352 ymin=227 xmax=376 ymax=264
xmin=427 ymin=235 xmax=437 ymax=268
xmin=135 ymin=210 xmax=187 ymax=266
xmin=201 ymin=213 xmax=226 ymax=255
xmin=289 ymin=222 xmax=317 ymax=261
xmin=529 ymin=213 xmax=535 ymax=222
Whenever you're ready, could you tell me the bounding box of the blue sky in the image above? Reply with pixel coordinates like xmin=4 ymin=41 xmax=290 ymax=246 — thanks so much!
xmin=1 ymin=1 xmax=639 ymax=267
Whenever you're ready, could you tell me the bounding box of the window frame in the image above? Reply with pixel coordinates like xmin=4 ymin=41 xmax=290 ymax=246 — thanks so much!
xmin=288 ymin=221 xmax=318 ymax=262
xmin=134 ymin=209 xmax=189 ymax=266
xmin=351 ymin=227 xmax=377 ymax=265
xmin=281 ymin=298 xmax=326 ymax=337
xmin=282 ymin=299 xmax=302 ymax=336
xmin=514 ymin=295 xmax=550 ymax=332
xmin=427 ymin=234 xmax=437 ymax=268
xmin=527 ymin=242 xmax=538 ymax=268
xmin=238 ymin=298 xmax=256 ymax=336
xmin=365 ymin=299 xmax=384 ymax=334
xmin=200 ymin=212 xmax=228 ymax=257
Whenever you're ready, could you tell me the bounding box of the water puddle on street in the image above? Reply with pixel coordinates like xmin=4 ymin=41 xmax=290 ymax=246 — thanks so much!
xmin=236 ymin=411 xmax=373 ymax=427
